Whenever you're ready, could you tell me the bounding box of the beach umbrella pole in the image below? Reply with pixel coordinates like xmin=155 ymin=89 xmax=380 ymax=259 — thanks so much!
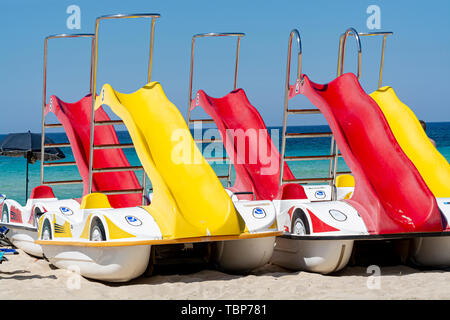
xmin=25 ymin=151 xmax=30 ymax=202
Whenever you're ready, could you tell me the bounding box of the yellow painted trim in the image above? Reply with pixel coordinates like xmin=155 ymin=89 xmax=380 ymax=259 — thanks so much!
xmin=54 ymin=220 xmax=72 ymax=238
xmin=79 ymin=213 xmax=92 ymax=240
xmin=104 ymin=216 xmax=136 ymax=240
xmin=34 ymin=231 xmax=282 ymax=247
xmin=269 ymin=220 xmax=278 ymax=230
xmin=37 ymin=215 xmax=45 ymax=239
xmin=344 ymin=192 xmax=353 ymax=200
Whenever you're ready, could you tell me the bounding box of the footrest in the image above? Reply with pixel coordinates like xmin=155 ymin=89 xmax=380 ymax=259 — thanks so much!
xmin=0 ymin=248 xmax=18 ymax=255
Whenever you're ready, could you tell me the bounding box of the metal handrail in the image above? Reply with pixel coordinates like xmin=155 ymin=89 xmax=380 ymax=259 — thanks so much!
xmin=41 ymin=33 xmax=96 ymax=185
xmin=88 ymin=13 xmax=160 ymax=205
xmin=187 ymin=32 xmax=245 ymax=188
xmin=337 ymin=27 xmax=362 ymax=79
xmin=279 ymin=29 xmax=302 ymax=186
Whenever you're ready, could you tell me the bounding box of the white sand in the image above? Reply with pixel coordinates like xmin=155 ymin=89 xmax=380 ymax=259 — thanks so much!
xmin=1 ymin=249 xmax=450 ymax=300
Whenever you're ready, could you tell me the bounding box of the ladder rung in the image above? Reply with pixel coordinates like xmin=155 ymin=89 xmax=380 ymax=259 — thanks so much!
xmin=93 ymin=143 xmax=135 ymax=150
xmin=336 ymin=171 xmax=352 ymax=175
xmin=286 ymin=132 xmax=333 ymax=139
xmin=205 ymin=156 xmax=229 ymax=162
xmin=43 ymin=161 xmax=77 ymax=167
xmin=330 ymin=154 xmax=344 ymax=158
xmin=94 ymin=120 xmax=124 ymax=126
xmin=99 ymin=188 xmax=144 ymax=195
xmin=217 ymin=175 xmax=230 ymax=180
xmin=42 ymin=179 xmax=83 ymax=186
xmin=44 ymin=142 xmax=71 ymax=148
xmin=92 ymin=166 xmax=143 ymax=173
xmin=283 ymin=177 xmax=333 ymax=184
xmin=287 ymin=108 xmax=321 ymax=115
xmin=190 ymin=119 xmax=215 ymax=124
xmin=44 ymin=123 xmax=63 ymax=128
xmin=194 ymin=139 xmax=223 ymax=143
xmin=284 ymin=155 xmax=334 ymax=161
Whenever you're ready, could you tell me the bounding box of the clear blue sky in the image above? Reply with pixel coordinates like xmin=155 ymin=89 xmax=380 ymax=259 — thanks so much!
xmin=1 ymin=0 xmax=449 ymax=133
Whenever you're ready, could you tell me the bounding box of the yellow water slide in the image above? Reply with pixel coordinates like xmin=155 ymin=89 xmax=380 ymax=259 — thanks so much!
xmin=95 ymin=82 xmax=244 ymax=239
xmin=370 ymin=87 xmax=450 ymax=198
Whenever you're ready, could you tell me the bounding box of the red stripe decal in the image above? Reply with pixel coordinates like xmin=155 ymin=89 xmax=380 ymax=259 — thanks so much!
xmin=306 ymin=209 xmax=340 ymax=233
xmin=10 ymin=206 xmax=23 ymax=223
xmin=287 ymin=206 xmax=295 ymax=220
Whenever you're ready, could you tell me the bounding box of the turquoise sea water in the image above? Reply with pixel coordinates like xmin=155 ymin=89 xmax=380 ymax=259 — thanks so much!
xmin=1 ymin=122 xmax=449 ymax=205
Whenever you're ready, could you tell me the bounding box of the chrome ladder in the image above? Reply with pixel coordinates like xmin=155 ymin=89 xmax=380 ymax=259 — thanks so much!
xmin=279 ymin=28 xmax=392 ymax=200
xmin=87 ymin=14 xmax=160 ymax=205
xmin=187 ymin=32 xmax=245 ymax=188
xmin=40 ymin=33 xmax=95 ymax=188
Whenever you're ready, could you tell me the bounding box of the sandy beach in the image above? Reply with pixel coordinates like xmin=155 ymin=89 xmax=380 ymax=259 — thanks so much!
xmin=1 ymin=249 xmax=450 ymax=300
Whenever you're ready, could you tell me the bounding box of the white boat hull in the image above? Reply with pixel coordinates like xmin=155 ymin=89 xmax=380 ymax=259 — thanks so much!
xmin=213 ymin=236 xmax=275 ymax=273
xmin=271 ymin=237 xmax=354 ymax=274
xmin=42 ymin=244 xmax=152 ymax=282
xmin=8 ymin=228 xmax=43 ymax=258
xmin=411 ymin=236 xmax=450 ymax=268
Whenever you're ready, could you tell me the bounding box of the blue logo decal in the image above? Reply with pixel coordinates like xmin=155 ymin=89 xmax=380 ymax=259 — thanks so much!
xmin=315 ymin=190 xmax=326 ymax=199
xmin=444 ymin=202 xmax=450 ymax=205
xmin=59 ymin=207 xmax=73 ymax=215
xmin=252 ymin=208 xmax=266 ymax=219
xmin=125 ymin=215 xmax=142 ymax=226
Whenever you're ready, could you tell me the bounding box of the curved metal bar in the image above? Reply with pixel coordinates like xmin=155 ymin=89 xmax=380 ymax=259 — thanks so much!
xmin=337 ymin=29 xmax=393 ymax=84
xmin=96 ymin=13 xmax=160 ymax=20
xmin=358 ymin=31 xmax=393 ymax=37
xmin=330 ymin=28 xmax=362 ymax=199
xmin=88 ymin=13 xmax=161 ymax=203
xmin=188 ymin=32 xmax=245 ymax=117
xmin=41 ymin=33 xmax=95 ymax=185
xmin=45 ymin=33 xmax=95 ymax=40
xmin=337 ymin=27 xmax=362 ymax=78
xmin=187 ymin=32 xmax=245 ymax=188
xmin=279 ymin=29 xmax=303 ymax=186
xmin=193 ymin=32 xmax=245 ymax=38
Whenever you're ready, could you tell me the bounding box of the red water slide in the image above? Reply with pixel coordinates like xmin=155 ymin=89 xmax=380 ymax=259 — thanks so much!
xmin=294 ymin=73 xmax=442 ymax=234
xmin=45 ymin=94 xmax=142 ymax=208
xmin=191 ymin=89 xmax=307 ymax=201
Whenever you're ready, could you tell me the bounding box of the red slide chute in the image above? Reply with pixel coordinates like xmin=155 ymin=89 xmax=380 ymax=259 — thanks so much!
xmin=295 ymin=74 xmax=442 ymax=234
xmin=45 ymin=94 xmax=142 ymax=208
xmin=191 ymin=89 xmax=307 ymax=201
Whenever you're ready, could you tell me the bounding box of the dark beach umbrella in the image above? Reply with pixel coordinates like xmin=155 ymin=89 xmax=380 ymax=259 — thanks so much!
xmin=0 ymin=131 xmax=65 ymax=201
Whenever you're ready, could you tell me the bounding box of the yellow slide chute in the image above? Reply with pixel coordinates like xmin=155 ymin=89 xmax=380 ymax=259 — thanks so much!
xmin=370 ymin=87 xmax=450 ymax=198
xmin=95 ymin=82 xmax=244 ymax=239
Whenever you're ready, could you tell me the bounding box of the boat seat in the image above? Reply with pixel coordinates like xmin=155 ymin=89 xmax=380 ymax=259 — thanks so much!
xmin=30 ymin=186 xmax=56 ymax=199
xmin=80 ymin=193 xmax=112 ymax=209
xmin=278 ymin=183 xmax=308 ymax=200
xmin=336 ymin=174 xmax=355 ymax=188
